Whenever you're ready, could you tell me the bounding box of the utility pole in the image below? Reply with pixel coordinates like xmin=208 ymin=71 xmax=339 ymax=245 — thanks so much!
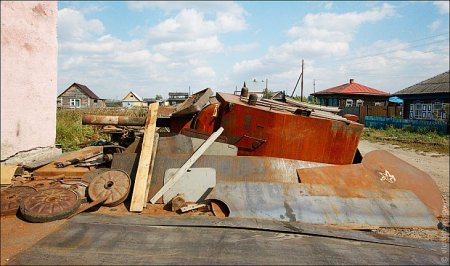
xmin=313 ymin=79 xmax=316 ymax=93
xmin=188 ymin=86 xmax=191 ymax=96
xmin=291 ymin=59 xmax=304 ymax=99
xmin=300 ymin=59 xmax=304 ymax=101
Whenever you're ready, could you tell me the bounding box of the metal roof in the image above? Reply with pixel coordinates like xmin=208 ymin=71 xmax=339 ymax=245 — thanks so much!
xmin=57 ymin=83 xmax=101 ymax=99
xmin=394 ymin=71 xmax=449 ymax=95
xmin=312 ymin=79 xmax=389 ymax=96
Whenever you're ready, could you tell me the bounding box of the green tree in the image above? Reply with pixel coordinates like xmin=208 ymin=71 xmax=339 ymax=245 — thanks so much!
xmin=155 ymin=94 xmax=162 ymax=100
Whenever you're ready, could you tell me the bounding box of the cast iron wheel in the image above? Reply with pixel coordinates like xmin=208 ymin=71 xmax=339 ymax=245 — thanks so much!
xmin=20 ymin=188 xmax=81 ymax=223
xmin=1 ymin=186 xmax=37 ymax=216
xmin=88 ymin=169 xmax=131 ymax=207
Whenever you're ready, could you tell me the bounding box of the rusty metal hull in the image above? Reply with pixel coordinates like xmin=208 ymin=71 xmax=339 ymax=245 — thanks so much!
xmin=148 ymin=154 xmax=327 ymax=203
xmin=207 ymin=182 xmax=439 ymax=229
xmin=297 ymin=150 xmax=444 ymax=218
xmin=214 ymin=93 xmax=363 ymax=165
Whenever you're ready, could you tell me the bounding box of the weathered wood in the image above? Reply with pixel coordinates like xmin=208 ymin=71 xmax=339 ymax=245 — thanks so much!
xmin=144 ymin=134 xmax=159 ymax=207
xmin=171 ymin=193 xmax=186 ymax=212
xmin=130 ymin=103 xmax=159 ymax=212
xmin=180 ymin=203 xmax=207 ymax=213
xmin=1 ymin=164 xmax=18 ymax=185
xmin=33 ymin=146 xmax=103 ymax=178
xmin=149 ymin=127 xmax=224 ymax=204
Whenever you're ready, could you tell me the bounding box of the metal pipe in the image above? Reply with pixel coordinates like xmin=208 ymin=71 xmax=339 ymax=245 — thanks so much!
xmin=82 ymin=115 xmax=146 ymax=126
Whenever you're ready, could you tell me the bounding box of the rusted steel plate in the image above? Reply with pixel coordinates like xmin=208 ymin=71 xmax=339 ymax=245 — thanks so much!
xmin=20 ymin=188 xmax=81 ymax=222
xmin=9 ymin=213 xmax=446 ymax=265
xmin=1 ymin=186 xmax=37 ymax=216
xmin=157 ymin=134 xmax=237 ymax=156
xmin=148 ymin=154 xmax=327 ymax=203
xmin=172 ymin=88 xmax=213 ymax=117
xmin=111 ymin=153 xmax=139 ymax=180
xmin=88 ymin=170 xmax=131 ymax=207
xmin=214 ymin=92 xmax=363 ymax=165
xmin=207 ymin=182 xmax=439 ymax=229
xmin=82 ymin=115 xmax=146 ymax=126
xmin=192 ymin=103 xmax=220 ymax=134
xmin=297 ymin=150 xmax=444 ymax=218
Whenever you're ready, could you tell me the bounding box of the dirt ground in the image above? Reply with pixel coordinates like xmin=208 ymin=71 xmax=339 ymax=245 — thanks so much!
xmin=1 ymin=139 xmax=449 ymax=264
xmin=358 ymin=139 xmax=450 ymax=243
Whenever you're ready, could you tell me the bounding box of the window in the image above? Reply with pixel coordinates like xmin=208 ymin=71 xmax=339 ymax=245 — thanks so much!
xmin=70 ymin=99 xmax=81 ymax=108
xmin=345 ymin=99 xmax=353 ymax=107
xmin=356 ymin=99 xmax=364 ymax=107
xmin=94 ymin=99 xmax=98 ymax=103
xmin=374 ymin=102 xmax=382 ymax=106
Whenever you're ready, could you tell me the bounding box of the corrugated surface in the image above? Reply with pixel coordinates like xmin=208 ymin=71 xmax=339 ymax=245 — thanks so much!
xmin=216 ymin=93 xmax=363 ymax=165
xmin=207 ymin=182 xmax=438 ymax=228
xmin=394 ymin=71 xmax=449 ymax=95
xmin=297 ymin=150 xmax=444 ymax=218
xmin=312 ymin=81 xmax=390 ymax=96
xmin=8 ymin=213 xmax=447 ymax=265
xmin=148 ymin=154 xmax=327 ymax=203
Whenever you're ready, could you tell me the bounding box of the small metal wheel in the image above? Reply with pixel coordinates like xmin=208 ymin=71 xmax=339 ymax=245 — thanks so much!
xmin=20 ymin=188 xmax=81 ymax=223
xmin=1 ymin=186 xmax=37 ymax=216
xmin=88 ymin=169 xmax=131 ymax=207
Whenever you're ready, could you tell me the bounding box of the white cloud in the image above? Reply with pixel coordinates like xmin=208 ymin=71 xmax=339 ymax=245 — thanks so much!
xmin=58 ymin=8 xmax=104 ymax=42
xmin=324 ymin=2 xmax=333 ymax=10
xmin=193 ymin=66 xmax=216 ymax=78
xmin=428 ymin=20 xmax=442 ymax=31
xmin=433 ymin=1 xmax=449 ymax=14
xmin=154 ymin=36 xmax=223 ymax=55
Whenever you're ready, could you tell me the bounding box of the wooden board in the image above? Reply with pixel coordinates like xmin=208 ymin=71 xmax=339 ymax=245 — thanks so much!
xmin=32 ymin=146 xmax=103 ymax=179
xmin=1 ymin=164 xmax=18 ymax=185
xmin=144 ymin=134 xmax=159 ymax=207
xmin=130 ymin=103 xmax=159 ymax=212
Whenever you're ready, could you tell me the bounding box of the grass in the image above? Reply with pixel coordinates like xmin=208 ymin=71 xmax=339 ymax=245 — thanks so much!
xmin=361 ymin=126 xmax=449 ymax=155
xmin=56 ymin=108 xmax=147 ymax=152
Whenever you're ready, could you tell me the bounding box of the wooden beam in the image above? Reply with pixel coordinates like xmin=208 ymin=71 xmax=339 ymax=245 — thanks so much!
xmin=130 ymin=102 xmax=159 ymax=212
xmin=149 ymin=127 xmax=224 ymax=204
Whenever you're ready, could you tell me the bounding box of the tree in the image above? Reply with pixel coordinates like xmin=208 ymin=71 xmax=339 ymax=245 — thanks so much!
xmin=155 ymin=94 xmax=162 ymax=100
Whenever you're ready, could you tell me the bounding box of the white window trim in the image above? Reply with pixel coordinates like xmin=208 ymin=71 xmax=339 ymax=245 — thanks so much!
xmin=70 ymin=98 xmax=81 ymax=108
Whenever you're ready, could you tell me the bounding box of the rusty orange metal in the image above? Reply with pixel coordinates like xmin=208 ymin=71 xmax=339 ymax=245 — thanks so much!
xmin=192 ymin=103 xmax=220 ymax=134
xmin=297 ymin=150 xmax=444 ymax=218
xmin=211 ymin=93 xmax=363 ymax=165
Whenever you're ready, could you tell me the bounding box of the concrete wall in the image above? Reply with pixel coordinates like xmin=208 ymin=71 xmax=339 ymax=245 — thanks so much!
xmin=1 ymin=1 xmax=58 ymax=160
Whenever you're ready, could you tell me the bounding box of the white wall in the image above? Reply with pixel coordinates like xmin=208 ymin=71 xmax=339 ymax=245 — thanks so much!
xmin=1 ymin=1 xmax=58 ymax=160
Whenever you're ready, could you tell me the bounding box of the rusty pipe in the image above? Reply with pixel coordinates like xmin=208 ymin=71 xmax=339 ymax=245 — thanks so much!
xmin=82 ymin=115 xmax=146 ymax=126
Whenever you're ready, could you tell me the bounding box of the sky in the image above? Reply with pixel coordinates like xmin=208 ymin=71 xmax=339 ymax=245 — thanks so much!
xmin=57 ymin=1 xmax=450 ymax=100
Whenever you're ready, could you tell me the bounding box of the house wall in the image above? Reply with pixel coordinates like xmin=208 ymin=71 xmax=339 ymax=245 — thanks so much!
xmin=1 ymin=1 xmax=58 ymax=160
xmin=57 ymin=85 xmax=106 ymax=108
xmin=316 ymin=95 xmax=388 ymax=108
xmin=401 ymin=93 xmax=449 ymax=121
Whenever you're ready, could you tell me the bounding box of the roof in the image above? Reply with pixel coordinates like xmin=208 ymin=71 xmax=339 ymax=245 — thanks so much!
xmin=312 ymin=79 xmax=389 ymax=96
xmin=57 ymin=83 xmax=101 ymax=99
xmin=394 ymin=71 xmax=449 ymax=95
xmin=122 ymin=91 xmax=143 ymax=102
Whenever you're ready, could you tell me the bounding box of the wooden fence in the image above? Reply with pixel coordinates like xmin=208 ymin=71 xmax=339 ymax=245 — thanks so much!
xmin=365 ymin=116 xmax=448 ymax=134
xmin=340 ymin=106 xmax=402 ymax=124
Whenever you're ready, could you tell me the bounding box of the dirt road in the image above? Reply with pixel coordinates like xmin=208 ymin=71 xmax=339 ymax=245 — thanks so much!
xmin=358 ymin=140 xmax=449 ymax=242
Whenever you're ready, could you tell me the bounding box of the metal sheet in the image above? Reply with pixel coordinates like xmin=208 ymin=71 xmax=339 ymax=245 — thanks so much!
xmin=148 ymin=154 xmax=327 ymax=203
xmin=297 ymin=149 xmax=444 ymax=218
xmin=214 ymin=92 xmax=363 ymax=165
xmin=207 ymin=182 xmax=439 ymax=229
xmin=8 ymin=213 xmax=447 ymax=265
xmin=162 ymin=168 xmax=216 ymax=203
xmin=157 ymin=134 xmax=237 ymax=156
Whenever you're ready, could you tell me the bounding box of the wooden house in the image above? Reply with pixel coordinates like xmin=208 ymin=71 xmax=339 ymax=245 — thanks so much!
xmin=168 ymin=92 xmax=189 ymax=106
xmin=311 ymin=79 xmax=390 ymax=108
xmin=122 ymin=91 xmax=145 ymax=108
xmin=57 ymin=83 xmax=105 ymax=108
xmin=394 ymin=71 xmax=449 ymax=121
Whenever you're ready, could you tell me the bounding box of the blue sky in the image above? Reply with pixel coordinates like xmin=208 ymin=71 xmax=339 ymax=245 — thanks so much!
xmin=57 ymin=1 xmax=449 ymax=100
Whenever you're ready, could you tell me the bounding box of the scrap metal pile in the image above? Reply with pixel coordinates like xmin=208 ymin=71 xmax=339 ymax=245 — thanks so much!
xmin=0 ymin=88 xmax=445 ymax=231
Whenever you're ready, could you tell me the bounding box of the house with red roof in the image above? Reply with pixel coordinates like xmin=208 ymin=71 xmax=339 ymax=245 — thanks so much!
xmin=311 ymin=79 xmax=390 ymax=109
xmin=57 ymin=83 xmax=106 ymax=108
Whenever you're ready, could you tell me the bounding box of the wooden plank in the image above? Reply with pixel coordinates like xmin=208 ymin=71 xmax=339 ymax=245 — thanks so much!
xmin=130 ymin=103 xmax=159 ymax=212
xmin=33 ymin=146 xmax=102 ymax=178
xmin=1 ymin=164 xmax=18 ymax=185
xmin=144 ymin=134 xmax=159 ymax=207
xmin=149 ymin=127 xmax=224 ymax=204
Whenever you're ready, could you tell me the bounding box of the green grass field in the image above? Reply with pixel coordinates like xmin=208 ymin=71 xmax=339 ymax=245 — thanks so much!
xmin=56 ymin=108 xmax=147 ymax=152
xmin=361 ymin=126 xmax=449 ymax=155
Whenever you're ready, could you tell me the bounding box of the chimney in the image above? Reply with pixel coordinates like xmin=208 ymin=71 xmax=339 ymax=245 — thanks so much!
xmin=349 ymin=79 xmax=355 ymax=84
